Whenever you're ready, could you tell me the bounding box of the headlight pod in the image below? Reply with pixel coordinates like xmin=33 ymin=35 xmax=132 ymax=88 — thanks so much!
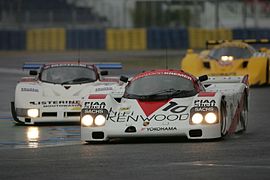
xmin=191 ymin=113 xmax=203 ymax=124
xmin=81 ymin=114 xmax=106 ymax=127
xmin=94 ymin=115 xmax=106 ymax=126
xmin=205 ymin=112 xmax=217 ymax=124
xmin=16 ymin=108 xmax=40 ymax=118
xmin=221 ymin=55 xmax=234 ymax=61
xmin=81 ymin=115 xmax=94 ymax=126
xmin=27 ymin=109 xmax=39 ymax=118
xmin=191 ymin=112 xmax=218 ymax=125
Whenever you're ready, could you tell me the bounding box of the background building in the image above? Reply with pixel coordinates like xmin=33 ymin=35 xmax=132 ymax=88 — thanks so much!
xmin=1 ymin=0 xmax=270 ymax=29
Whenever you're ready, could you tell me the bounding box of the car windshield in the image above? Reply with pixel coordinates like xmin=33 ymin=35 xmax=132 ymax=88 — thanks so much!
xmin=124 ymin=74 xmax=197 ymax=100
xmin=40 ymin=66 xmax=97 ymax=84
xmin=208 ymin=47 xmax=253 ymax=60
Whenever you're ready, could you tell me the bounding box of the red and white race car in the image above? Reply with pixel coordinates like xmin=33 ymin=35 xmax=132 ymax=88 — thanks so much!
xmin=81 ymin=69 xmax=249 ymax=142
xmin=11 ymin=62 xmax=122 ymax=125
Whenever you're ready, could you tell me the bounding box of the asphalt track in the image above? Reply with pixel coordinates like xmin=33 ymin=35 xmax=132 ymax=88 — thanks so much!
xmin=0 ymin=51 xmax=269 ymax=180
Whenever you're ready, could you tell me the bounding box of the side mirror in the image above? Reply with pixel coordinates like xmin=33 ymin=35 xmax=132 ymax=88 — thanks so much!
xmin=100 ymin=71 xmax=108 ymax=76
xmin=198 ymin=75 xmax=208 ymax=82
xmin=29 ymin=70 xmax=38 ymax=76
xmin=120 ymin=76 xmax=128 ymax=83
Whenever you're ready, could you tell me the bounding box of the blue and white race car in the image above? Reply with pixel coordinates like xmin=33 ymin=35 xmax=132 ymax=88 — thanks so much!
xmin=11 ymin=62 xmax=122 ymax=125
xmin=81 ymin=69 xmax=249 ymax=142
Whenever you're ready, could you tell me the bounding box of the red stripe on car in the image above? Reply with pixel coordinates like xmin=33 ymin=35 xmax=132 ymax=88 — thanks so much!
xmin=137 ymin=99 xmax=171 ymax=117
xmin=228 ymin=94 xmax=244 ymax=134
xmin=242 ymin=75 xmax=249 ymax=86
xmin=88 ymin=94 xmax=107 ymax=99
xmin=198 ymin=92 xmax=216 ymax=97
xmin=20 ymin=77 xmax=37 ymax=82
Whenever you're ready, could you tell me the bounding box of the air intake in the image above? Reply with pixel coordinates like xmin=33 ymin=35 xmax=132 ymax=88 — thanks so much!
xmin=42 ymin=112 xmax=57 ymax=117
xmin=125 ymin=126 xmax=137 ymax=133
xmin=189 ymin=129 xmax=202 ymax=137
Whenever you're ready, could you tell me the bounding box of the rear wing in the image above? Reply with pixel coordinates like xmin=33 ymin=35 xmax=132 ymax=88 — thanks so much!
xmin=202 ymin=75 xmax=249 ymax=86
xmin=22 ymin=62 xmax=122 ymax=71
xmin=206 ymin=39 xmax=270 ymax=49
xmin=94 ymin=63 xmax=122 ymax=69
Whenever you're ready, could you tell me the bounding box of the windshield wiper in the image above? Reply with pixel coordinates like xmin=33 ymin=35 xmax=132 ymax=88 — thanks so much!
xmin=152 ymin=89 xmax=193 ymax=97
xmin=61 ymin=77 xmax=95 ymax=85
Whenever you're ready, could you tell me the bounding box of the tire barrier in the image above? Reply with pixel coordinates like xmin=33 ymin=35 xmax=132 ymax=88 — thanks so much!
xmin=147 ymin=28 xmax=188 ymax=49
xmin=67 ymin=29 xmax=105 ymax=50
xmin=26 ymin=28 xmax=66 ymax=51
xmin=106 ymin=29 xmax=147 ymax=50
xmin=2 ymin=28 xmax=270 ymax=51
xmin=0 ymin=30 xmax=25 ymax=50
xmin=233 ymin=28 xmax=270 ymax=39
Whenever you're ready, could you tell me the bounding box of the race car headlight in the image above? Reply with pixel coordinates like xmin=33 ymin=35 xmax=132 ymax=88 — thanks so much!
xmin=81 ymin=115 xmax=94 ymax=127
xmin=221 ymin=56 xmax=234 ymax=61
xmin=94 ymin=115 xmax=106 ymax=126
xmin=205 ymin=112 xmax=217 ymax=124
xmin=27 ymin=109 xmax=39 ymax=118
xmin=191 ymin=113 xmax=203 ymax=124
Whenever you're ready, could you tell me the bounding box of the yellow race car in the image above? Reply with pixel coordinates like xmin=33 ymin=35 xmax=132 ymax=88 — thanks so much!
xmin=181 ymin=39 xmax=270 ymax=86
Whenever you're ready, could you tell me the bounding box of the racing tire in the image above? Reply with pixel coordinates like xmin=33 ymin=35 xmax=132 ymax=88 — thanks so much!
xmin=220 ymin=100 xmax=227 ymax=137
xmin=239 ymin=94 xmax=248 ymax=132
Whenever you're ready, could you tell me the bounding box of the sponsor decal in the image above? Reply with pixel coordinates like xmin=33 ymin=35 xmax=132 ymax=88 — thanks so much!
xmin=194 ymin=100 xmax=216 ymax=107
xmin=83 ymin=109 xmax=106 ymax=114
xmin=84 ymin=101 xmax=106 ymax=109
xmin=138 ymin=100 xmax=188 ymax=117
xmin=29 ymin=100 xmax=80 ymax=108
xmin=21 ymin=87 xmax=39 ymax=92
xmin=137 ymin=99 xmax=170 ymax=117
xmin=141 ymin=126 xmax=177 ymax=132
xmin=119 ymin=106 xmax=131 ymax=112
xmin=190 ymin=106 xmax=219 ymax=124
xmin=132 ymin=71 xmax=192 ymax=81
xmin=194 ymin=107 xmax=215 ymax=112
xmin=95 ymin=87 xmax=113 ymax=92
xmin=71 ymin=107 xmax=81 ymax=111
xmin=143 ymin=120 xmax=150 ymax=126
xmin=162 ymin=101 xmax=187 ymax=113
xmin=107 ymin=108 xmax=188 ymax=122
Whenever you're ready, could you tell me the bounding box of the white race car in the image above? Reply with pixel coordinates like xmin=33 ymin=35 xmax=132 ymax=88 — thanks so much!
xmin=81 ymin=69 xmax=249 ymax=142
xmin=11 ymin=62 xmax=122 ymax=125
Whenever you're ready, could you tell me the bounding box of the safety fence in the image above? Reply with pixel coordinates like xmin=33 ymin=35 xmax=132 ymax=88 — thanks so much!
xmin=1 ymin=28 xmax=270 ymax=51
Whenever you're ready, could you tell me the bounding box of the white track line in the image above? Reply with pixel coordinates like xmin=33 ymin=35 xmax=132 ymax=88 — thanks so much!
xmin=169 ymin=161 xmax=270 ymax=169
